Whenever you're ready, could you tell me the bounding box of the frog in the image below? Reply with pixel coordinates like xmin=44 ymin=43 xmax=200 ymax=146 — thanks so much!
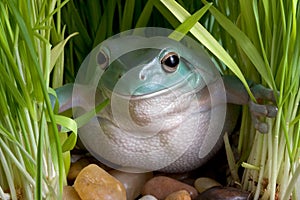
xmin=54 ymin=29 xmax=277 ymax=173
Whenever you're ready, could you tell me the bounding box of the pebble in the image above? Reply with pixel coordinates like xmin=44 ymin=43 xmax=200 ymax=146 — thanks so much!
xmin=67 ymin=158 xmax=90 ymax=182
xmin=63 ymin=186 xmax=81 ymax=200
xmin=138 ymin=195 xmax=158 ymax=200
xmin=73 ymin=164 xmax=126 ymax=200
xmin=197 ymin=186 xmax=252 ymax=200
xmin=165 ymin=190 xmax=191 ymax=200
xmin=157 ymin=172 xmax=195 ymax=186
xmin=194 ymin=177 xmax=222 ymax=193
xmin=142 ymin=176 xmax=198 ymax=200
xmin=109 ymin=170 xmax=153 ymax=200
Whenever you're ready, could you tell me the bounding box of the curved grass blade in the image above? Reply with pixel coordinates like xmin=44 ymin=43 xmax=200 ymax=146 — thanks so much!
xmin=168 ymin=3 xmax=212 ymax=41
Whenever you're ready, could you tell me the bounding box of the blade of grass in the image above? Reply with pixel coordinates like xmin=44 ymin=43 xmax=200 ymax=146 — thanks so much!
xmin=35 ymin=112 xmax=45 ymax=200
xmin=55 ymin=115 xmax=77 ymax=152
xmin=120 ymin=0 xmax=135 ymax=31
xmin=152 ymin=0 xmax=181 ymax=28
xmin=50 ymin=32 xmax=78 ymax=72
xmin=93 ymin=0 xmax=117 ymax=46
xmin=135 ymin=0 xmax=154 ymax=28
xmin=0 ymin=145 xmax=17 ymax=200
xmin=85 ymin=0 xmax=102 ymax=38
xmin=168 ymin=3 xmax=212 ymax=41
xmin=75 ymin=98 xmax=110 ymax=128
xmin=224 ymin=132 xmax=240 ymax=183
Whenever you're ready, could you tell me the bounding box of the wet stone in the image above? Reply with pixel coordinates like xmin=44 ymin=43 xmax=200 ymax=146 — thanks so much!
xmin=109 ymin=170 xmax=153 ymax=200
xmin=138 ymin=195 xmax=158 ymax=200
xmin=194 ymin=177 xmax=222 ymax=193
xmin=67 ymin=158 xmax=90 ymax=182
xmin=165 ymin=190 xmax=191 ymax=200
xmin=158 ymin=172 xmax=195 ymax=186
xmin=74 ymin=164 xmax=126 ymax=200
xmin=63 ymin=186 xmax=81 ymax=200
xmin=197 ymin=186 xmax=253 ymax=200
xmin=142 ymin=176 xmax=198 ymax=200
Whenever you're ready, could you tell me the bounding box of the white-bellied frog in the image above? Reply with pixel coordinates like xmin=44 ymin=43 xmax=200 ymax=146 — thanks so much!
xmin=54 ymin=28 xmax=277 ymax=173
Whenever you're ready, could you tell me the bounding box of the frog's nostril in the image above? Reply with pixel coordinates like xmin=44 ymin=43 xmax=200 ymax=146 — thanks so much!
xmin=140 ymin=74 xmax=146 ymax=80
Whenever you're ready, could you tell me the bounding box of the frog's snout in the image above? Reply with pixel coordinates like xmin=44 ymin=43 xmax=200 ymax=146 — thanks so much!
xmin=138 ymin=63 xmax=153 ymax=81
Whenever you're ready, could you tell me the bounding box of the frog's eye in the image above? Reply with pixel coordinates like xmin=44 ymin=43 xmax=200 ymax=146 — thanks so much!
xmin=161 ymin=52 xmax=180 ymax=73
xmin=97 ymin=50 xmax=109 ymax=70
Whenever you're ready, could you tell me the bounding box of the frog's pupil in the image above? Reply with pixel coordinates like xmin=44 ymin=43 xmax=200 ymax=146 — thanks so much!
xmin=165 ymin=55 xmax=179 ymax=68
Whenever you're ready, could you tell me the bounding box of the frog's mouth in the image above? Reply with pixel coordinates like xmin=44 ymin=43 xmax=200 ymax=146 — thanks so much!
xmin=101 ymin=69 xmax=206 ymax=100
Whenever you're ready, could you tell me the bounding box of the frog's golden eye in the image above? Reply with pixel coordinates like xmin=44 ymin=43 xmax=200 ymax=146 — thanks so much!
xmin=97 ymin=50 xmax=109 ymax=70
xmin=161 ymin=52 xmax=180 ymax=73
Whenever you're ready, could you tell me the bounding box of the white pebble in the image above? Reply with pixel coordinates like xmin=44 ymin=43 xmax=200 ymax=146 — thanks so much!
xmin=138 ymin=195 xmax=158 ymax=200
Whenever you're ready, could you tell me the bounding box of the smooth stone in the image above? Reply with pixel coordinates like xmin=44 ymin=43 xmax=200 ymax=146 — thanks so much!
xmin=67 ymin=158 xmax=90 ymax=182
xmin=138 ymin=195 xmax=158 ymax=200
xmin=142 ymin=176 xmax=198 ymax=200
xmin=74 ymin=164 xmax=126 ymax=200
xmin=197 ymin=187 xmax=252 ymax=200
xmin=165 ymin=190 xmax=191 ymax=200
xmin=157 ymin=172 xmax=195 ymax=186
xmin=63 ymin=186 xmax=81 ymax=200
xmin=109 ymin=170 xmax=153 ymax=200
xmin=194 ymin=177 xmax=222 ymax=193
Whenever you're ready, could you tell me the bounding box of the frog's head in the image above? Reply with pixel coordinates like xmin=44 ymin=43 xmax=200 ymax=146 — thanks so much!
xmin=96 ymin=36 xmax=217 ymax=99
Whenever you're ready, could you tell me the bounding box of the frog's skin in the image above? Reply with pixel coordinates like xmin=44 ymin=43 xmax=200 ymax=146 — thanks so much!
xmin=55 ymin=35 xmax=277 ymax=173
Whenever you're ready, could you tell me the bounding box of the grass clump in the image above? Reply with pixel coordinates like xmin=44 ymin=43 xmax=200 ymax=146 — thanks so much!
xmin=0 ymin=0 xmax=76 ymax=199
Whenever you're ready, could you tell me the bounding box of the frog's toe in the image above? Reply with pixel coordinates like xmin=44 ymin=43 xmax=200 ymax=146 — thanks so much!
xmin=253 ymin=119 xmax=268 ymax=133
xmin=265 ymin=105 xmax=278 ymax=117
xmin=249 ymin=101 xmax=278 ymax=117
xmin=249 ymin=101 xmax=278 ymax=133
xmin=249 ymin=83 xmax=278 ymax=117
xmin=251 ymin=112 xmax=268 ymax=133
xmin=251 ymin=84 xmax=277 ymax=102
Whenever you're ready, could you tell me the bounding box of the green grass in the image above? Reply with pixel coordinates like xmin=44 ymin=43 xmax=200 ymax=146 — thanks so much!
xmin=236 ymin=2 xmax=300 ymax=199
xmin=0 ymin=0 xmax=77 ymax=199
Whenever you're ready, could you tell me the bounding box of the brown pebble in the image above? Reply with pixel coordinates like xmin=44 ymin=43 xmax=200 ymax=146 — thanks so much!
xmin=142 ymin=176 xmax=198 ymax=200
xmin=165 ymin=190 xmax=191 ymax=200
xmin=63 ymin=186 xmax=81 ymax=200
xmin=67 ymin=158 xmax=90 ymax=182
xmin=197 ymin=186 xmax=252 ymax=200
xmin=74 ymin=164 xmax=126 ymax=200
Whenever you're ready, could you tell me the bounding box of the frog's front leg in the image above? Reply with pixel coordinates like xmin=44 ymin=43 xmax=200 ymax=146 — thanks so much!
xmin=51 ymin=83 xmax=101 ymax=114
xmin=223 ymin=75 xmax=278 ymax=133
